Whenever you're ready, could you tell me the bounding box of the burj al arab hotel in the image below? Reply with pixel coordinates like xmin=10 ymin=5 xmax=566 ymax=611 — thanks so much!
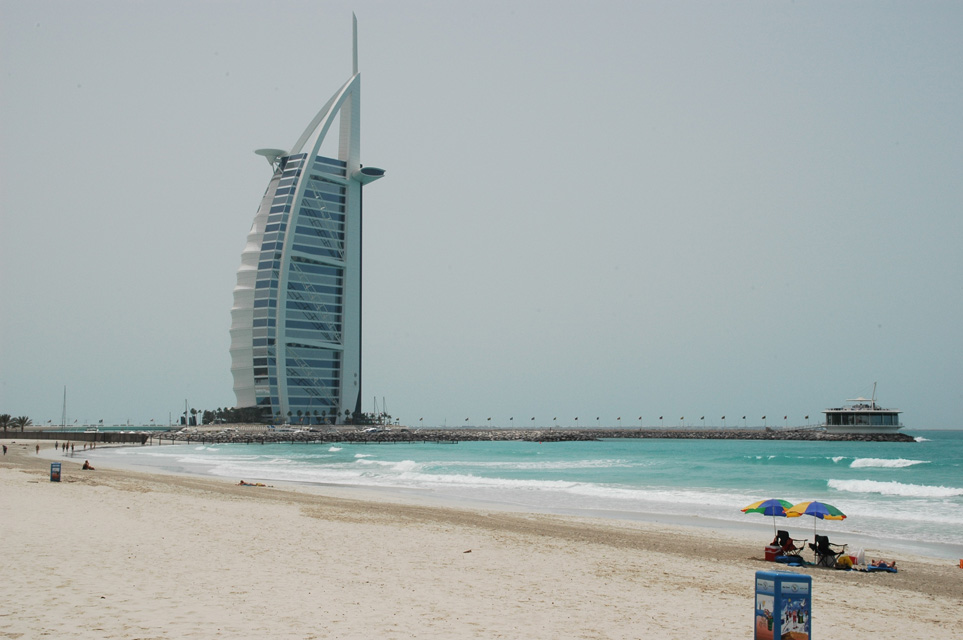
xmin=230 ymin=15 xmax=384 ymax=424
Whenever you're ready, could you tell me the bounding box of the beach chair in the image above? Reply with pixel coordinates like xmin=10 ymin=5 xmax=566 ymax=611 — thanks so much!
xmin=808 ymin=534 xmax=847 ymax=568
xmin=772 ymin=530 xmax=807 ymax=558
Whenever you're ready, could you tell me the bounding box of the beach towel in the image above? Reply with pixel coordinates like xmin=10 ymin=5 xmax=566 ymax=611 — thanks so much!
xmin=866 ymin=565 xmax=897 ymax=573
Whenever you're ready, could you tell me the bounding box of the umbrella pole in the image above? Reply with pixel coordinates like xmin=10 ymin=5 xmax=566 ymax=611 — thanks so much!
xmin=813 ymin=518 xmax=818 ymax=563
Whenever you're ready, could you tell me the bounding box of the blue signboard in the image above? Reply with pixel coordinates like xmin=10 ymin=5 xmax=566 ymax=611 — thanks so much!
xmin=754 ymin=570 xmax=812 ymax=639
xmin=50 ymin=462 xmax=61 ymax=482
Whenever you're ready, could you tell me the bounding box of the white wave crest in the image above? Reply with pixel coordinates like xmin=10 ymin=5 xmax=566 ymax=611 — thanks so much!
xmin=828 ymin=478 xmax=963 ymax=498
xmin=328 ymin=447 xmax=342 ymax=452
xmin=849 ymin=458 xmax=929 ymax=469
xmin=831 ymin=456 xmax=847 ymax=463
xmin=354 ymin=453 xmax=373 ymax=458
xmin=914 ymin=436 xmax=931 ymax=442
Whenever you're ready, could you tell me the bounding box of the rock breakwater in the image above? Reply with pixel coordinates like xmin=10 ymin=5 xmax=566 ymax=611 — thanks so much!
xmin=162 ymin=426 xmax=915 ymax=445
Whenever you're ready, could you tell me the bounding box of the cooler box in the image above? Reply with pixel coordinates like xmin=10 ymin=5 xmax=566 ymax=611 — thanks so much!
xmin=754 ymin=570 xmax=812 ymax=640
xmin=764 ymin=545 xmax=780 ymax=561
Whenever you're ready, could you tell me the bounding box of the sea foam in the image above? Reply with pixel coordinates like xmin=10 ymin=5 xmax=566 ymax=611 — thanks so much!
xmin=849 ymin=458 xmax=929 ymax=469
xmin=828 ymin=478 xmax=963 ymax=498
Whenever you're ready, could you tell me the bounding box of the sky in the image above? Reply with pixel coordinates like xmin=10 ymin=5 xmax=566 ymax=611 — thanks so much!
xmin=1 ymin=1 xmax=961 ymax=429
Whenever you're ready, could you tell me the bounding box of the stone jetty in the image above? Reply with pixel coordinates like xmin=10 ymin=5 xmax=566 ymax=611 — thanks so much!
xmin=161 ymin=425 xmax=916 ymax=445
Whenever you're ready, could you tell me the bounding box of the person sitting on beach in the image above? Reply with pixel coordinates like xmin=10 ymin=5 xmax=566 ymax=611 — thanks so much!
xmin=772 ymin=530 xmax=801 ymax=554
xmin=82 ymin=460 xmax=95 ymax=470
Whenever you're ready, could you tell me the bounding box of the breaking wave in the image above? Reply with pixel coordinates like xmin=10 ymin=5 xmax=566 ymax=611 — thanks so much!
xmin=828 ymin=478 xmax=963 ymax=498
xmin=849 ymin=458 xmax=929 ymax=469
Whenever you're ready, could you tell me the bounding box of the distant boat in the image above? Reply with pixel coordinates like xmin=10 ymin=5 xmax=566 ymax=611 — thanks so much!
xmin=822 ymin=383 xmax=903 ymax=434
xmin=84 ymin=427 xmax=99 ymax=434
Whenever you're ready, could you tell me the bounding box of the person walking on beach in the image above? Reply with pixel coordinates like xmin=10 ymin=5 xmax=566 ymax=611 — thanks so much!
xmin=36 ymin=444 xmax=40 ymax=454
xmin=3 ymin=444 xmax=7 ymax=455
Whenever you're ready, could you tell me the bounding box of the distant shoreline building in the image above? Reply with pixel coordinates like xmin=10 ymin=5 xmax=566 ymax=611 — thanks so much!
xmin=230 ymin=15 xmax=384 ymax=423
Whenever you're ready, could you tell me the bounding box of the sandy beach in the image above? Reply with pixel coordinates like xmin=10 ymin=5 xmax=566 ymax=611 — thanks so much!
xmin=2 ymin=440 xmax=961 ymax=639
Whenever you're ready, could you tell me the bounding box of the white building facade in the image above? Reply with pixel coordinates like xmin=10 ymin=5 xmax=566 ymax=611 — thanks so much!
xmin=230 ymin=16 xmax=384 ymax=423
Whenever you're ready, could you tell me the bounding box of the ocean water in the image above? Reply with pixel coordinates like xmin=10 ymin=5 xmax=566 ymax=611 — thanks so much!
xmin=86 ymin=429 xmax=963 ymax=558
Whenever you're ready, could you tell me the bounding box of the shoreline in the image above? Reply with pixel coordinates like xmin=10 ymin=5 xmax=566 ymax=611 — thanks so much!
xmin=3 ymin=438 xmax=961 ymax=638
xmin=25 ymin=437 xmax=963 ymax=562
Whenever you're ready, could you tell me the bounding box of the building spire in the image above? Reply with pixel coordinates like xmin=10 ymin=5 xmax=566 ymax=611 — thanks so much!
xmin=352 ymin=13 xmax=358 ymax=76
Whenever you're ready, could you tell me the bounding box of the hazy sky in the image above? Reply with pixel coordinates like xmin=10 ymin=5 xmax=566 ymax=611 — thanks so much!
xmin=2 ymin=1 xmax=961 ymax=428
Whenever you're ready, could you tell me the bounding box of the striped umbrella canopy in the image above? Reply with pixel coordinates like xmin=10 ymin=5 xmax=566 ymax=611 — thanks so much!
xmin=786 ymin=500 xmax=847 ymax=536
xmin=741 ymin=498 xmax=793 ymax=535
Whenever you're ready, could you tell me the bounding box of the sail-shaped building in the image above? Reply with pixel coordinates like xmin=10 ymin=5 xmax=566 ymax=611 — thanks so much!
xmin=230 ymin=15 xmax=384 ymax=424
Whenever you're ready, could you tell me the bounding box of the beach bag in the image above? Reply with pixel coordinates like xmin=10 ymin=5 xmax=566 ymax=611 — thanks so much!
xmin=836 ymin=555 xmax=853 ymax=570
xmin=854 ymin=548 xmax=865 ymax=565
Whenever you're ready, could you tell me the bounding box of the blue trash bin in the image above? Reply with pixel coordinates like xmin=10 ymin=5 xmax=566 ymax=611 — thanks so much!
xmin=50 ymin=462 xmax=61 ymax=482
xmin=754 ymin=570 xmax=811 ymax=639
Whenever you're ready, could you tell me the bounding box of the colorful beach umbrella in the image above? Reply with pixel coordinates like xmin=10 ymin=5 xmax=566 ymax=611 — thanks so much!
xmin=786 ymin=501 xmax=846 ymax=521
xmin=741 ymin=498 xmax=793 ymax=534
xmin=786 ymin=500 xmax=847 ymax=537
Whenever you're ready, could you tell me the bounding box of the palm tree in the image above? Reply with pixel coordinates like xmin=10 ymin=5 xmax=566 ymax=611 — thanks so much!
xmin=13 ymin=415 xmax=32 ymax=432
xmin=0 ymin=414 xmax=11 ymax=435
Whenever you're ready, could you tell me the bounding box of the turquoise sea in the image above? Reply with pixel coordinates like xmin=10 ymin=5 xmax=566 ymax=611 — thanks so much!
xmin=86 ymin=429 xmax=963 ymax=559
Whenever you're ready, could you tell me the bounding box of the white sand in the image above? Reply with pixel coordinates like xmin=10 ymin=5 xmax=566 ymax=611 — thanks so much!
xmin=2 ymin=440 xmax=961 ymax=639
